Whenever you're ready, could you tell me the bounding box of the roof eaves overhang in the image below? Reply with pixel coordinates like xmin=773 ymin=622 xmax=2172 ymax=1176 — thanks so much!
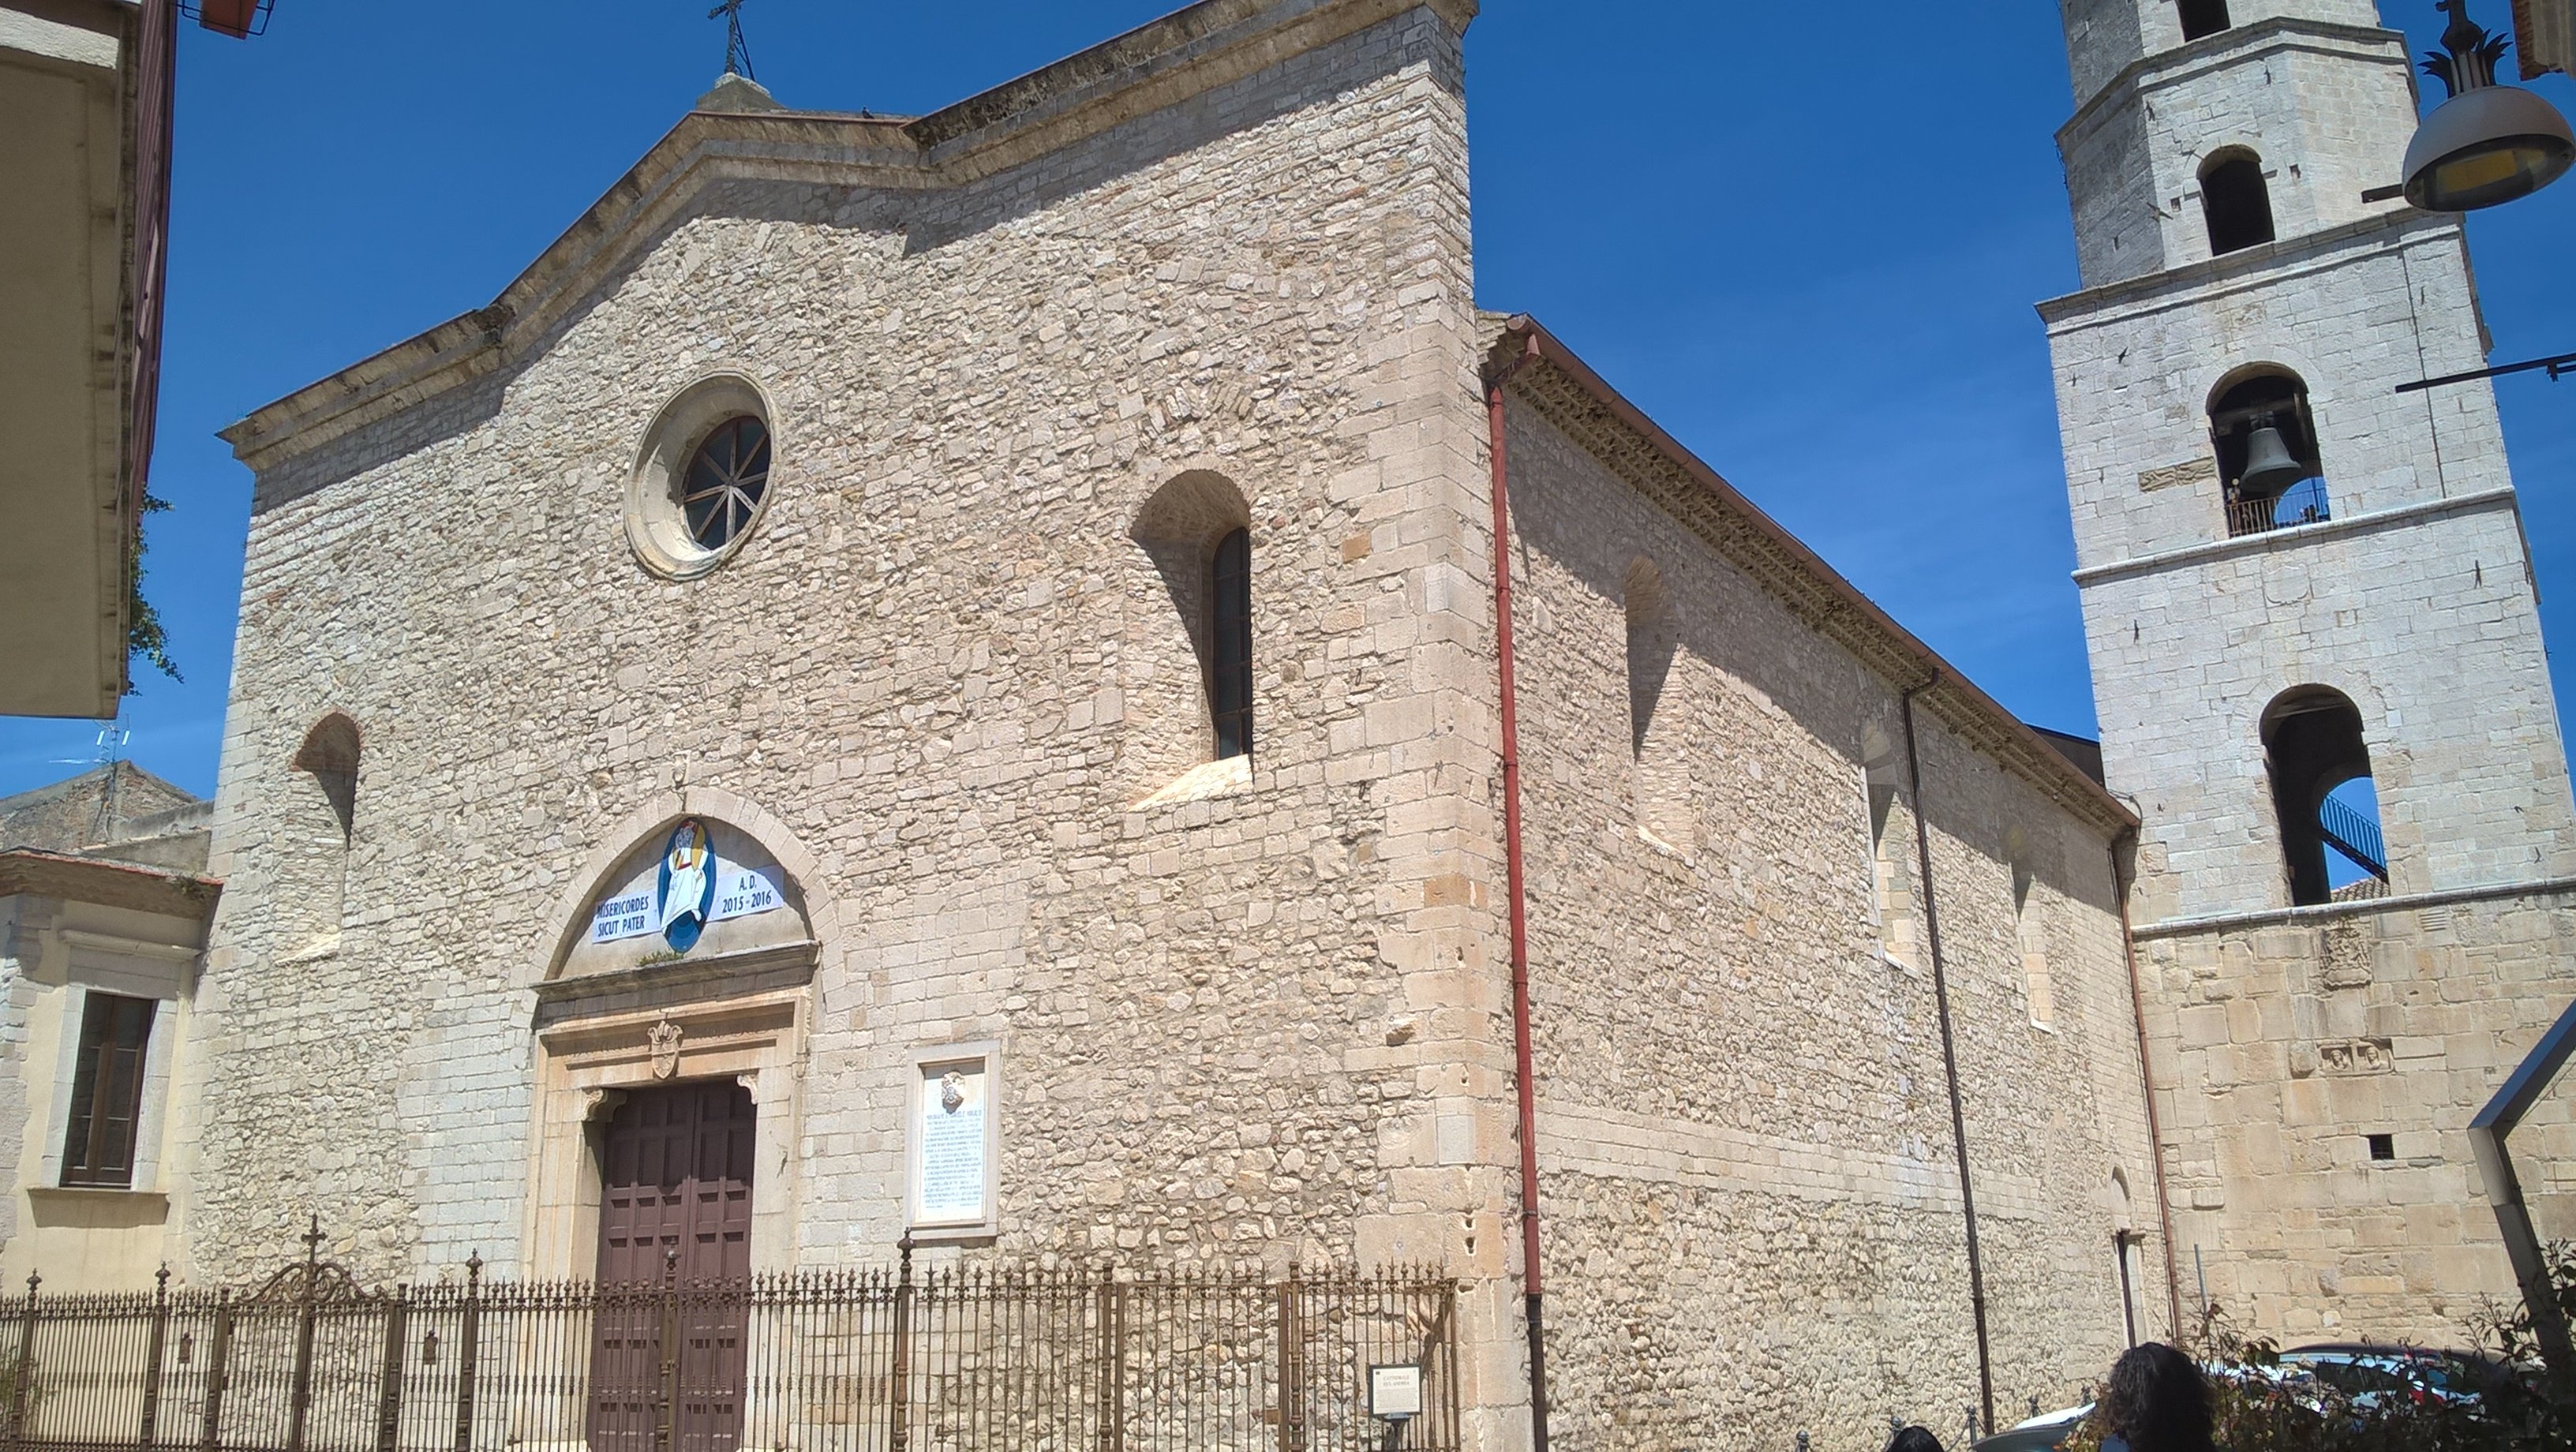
xmin=0 ymin=0 xmax=164 ymax=717
xmin=1488 ymin=315 xmax=2137 ymax=836
xmin=0 ymin=847 xmax=220 ymax=921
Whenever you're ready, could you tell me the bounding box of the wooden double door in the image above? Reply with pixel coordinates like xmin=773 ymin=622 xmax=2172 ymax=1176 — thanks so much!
xmin=590 ymin=1080 xmax=756 ymax=1452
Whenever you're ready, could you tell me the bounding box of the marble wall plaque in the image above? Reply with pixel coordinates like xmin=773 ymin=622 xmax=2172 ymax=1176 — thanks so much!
xmin=909 ymin=1050 xmax=996 ymax=1233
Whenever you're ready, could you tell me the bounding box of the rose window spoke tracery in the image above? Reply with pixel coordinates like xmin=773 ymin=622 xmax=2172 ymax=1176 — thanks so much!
xmin=681 ymin=417 xmax=771 ymax=550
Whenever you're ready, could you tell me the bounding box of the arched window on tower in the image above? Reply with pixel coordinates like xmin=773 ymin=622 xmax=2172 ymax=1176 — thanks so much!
xmin=2200 ymin=150 xmax=2276 ymax=256
xmin=2261 ymin=687 xmax=2389 ymax=906
xmin=2178 ymin=0 xmax=2231 ymax=42
xmin=2210 ymin=367 xmax=2327 ymax=537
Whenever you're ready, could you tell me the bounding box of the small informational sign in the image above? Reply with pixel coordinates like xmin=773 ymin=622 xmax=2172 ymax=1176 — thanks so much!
xmin=1368 ymin=1364 xmax=1422 ymax=1420
xmin=911 ymin=1055 xmax=994 ymax=1231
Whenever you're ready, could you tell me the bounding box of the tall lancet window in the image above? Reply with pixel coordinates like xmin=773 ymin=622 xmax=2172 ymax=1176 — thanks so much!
xmin=288 ymin=713 xmax=361 ymax=944
xmin=1209 ymin=529 xmax=1253 ymax=760
xmin=2200 ymin=151 xmax=2275 ymax=256
xmin=2178 ymin=0 xmax=2230 ymax=41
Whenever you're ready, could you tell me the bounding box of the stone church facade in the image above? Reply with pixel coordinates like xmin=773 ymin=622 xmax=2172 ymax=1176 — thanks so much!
xmin=57 ymin=1 xmax=2172 ymax=1446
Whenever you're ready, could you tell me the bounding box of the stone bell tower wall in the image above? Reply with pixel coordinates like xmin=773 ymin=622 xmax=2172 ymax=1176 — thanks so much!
xmin=2046 ymin=0 xmax=2576 ymax=1351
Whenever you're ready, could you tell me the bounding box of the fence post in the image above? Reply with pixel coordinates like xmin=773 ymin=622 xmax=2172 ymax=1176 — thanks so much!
xmin=654 ymin=1248 xmax=680 ymax=1452
xmin=1275 ymin=1267 xmax=1304 ymax=1452
xmin=286 ymin=1217 xmax=323 ymax=1452
xmin=374 ymin=1285 xmax=409 ymax=1452
xmin=9 ymin=1271 xmax=39 ymax=1449
xmin=196 ymin=1292 xmax=232 ymax=1452
xmin=451 ymin=1252 xmax=482 ymax=1452
xmin=1091 ymin=1271 xmax=1123 ymax=1452
xmin=887 ymin=1235 xmax=914 ymax=1452
xmin=139 ymin=1264 xmax=172 ymax=1449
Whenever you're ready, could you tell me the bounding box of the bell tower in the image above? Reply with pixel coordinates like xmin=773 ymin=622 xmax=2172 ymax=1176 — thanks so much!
xmin=2042 ymin=0 xmax=2576 ymax=1341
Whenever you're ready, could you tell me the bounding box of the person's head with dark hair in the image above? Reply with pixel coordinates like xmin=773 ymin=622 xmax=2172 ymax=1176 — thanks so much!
xmin=1885 ymin=1428 xmax=1945 ymax=1452
xmin=2098 ymin=1342 xmax=2214 ymax=1452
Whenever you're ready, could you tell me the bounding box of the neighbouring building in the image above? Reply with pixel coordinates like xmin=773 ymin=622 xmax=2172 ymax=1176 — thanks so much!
xmin=9 ymin=2 xmax=2177 ymax=1447
xmin=2512 ymin=0 xmax=2573 ymax=76
xmin=0 ymin=0 xmax=175 ymax=717
xmin=2046 ymin=0 xmax=2576 ymax=1345
xmin=0 ymin=762 xmax=215 ymax=1286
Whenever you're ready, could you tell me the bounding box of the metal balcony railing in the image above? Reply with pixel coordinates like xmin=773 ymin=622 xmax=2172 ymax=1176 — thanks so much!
xmin=2225 ymin=477 xmax=2332 ymax=538
xmin=2319 ymin=794 xmax=2389 ymax=882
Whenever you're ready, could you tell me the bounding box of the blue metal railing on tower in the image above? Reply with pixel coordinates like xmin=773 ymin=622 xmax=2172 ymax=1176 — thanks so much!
xmin=2318 ymin=794 xmax=2389 ymax=881
xmin=2226 ymin=477 xmax=2332 ymax=538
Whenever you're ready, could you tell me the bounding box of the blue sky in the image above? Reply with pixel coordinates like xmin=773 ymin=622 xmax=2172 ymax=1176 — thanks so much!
xmin=5 ymin=0 xmax=2571 ymax=801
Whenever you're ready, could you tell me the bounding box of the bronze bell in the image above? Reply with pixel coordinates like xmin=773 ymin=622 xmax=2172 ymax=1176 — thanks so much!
xmin=2240 ymin=419 xmax=2307 ymax=493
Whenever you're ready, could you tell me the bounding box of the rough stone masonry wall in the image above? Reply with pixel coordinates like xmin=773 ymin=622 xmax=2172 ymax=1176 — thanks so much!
xmin=182 ymin=2 xmax=1519 ymax=1351
xmin=1500 ymin=402 xmax=2165 ymax=1451
xmin=2140 ymin=885 xmax=2576 ymax=1345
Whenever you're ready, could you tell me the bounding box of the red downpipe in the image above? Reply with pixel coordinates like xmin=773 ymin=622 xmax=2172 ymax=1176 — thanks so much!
xmin=1485 ymin=331 xmax=1549 ymax=1452
xmin=2113 ymin=832 xmax=2187 ymax=1342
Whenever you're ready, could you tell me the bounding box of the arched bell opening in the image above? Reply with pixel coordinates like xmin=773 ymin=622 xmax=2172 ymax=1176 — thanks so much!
xmin=2261 ymin=687 xmax=2388 ymax=906
xmin=2209 ymin=369 xmax=2327 ymax=537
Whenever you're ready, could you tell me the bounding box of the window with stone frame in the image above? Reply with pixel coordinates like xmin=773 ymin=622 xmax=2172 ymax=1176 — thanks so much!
xmin=60 ymin=991 xmax=155 ymax=1188
xmin=2178 ymin=0 xmax=2230 ymax=42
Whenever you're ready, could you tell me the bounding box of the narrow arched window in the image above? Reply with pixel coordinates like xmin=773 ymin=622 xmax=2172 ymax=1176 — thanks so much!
xmin=1209 ymin=529 xmax=1252 ymax=760
xmin=1623 ymin=559 xmax=1672 ymax=758
xmin=287 ymin=713 xmax=361 ymax=945
xmin=294 ymin=713 xmax=361 ymax=842
xmin=2178 ymin=0 xmax=2230 ymax=42
xmin=2210 ymin=367 xmax=2327 ymax=537
xmin=1623 ymin=558 xmax=1689 ymax=854
xmin=2200 ymin=151 xmax=2275 ymax=256
xmin=2261 ymin=687 xmax=2387 ymax=906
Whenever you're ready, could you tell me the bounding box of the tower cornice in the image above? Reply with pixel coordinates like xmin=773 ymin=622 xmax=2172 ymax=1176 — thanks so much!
xmin=2036 ymin=208 xmax=2462 ymax=328
xmin=2059 ymin=16 xmax=2410 ymax=148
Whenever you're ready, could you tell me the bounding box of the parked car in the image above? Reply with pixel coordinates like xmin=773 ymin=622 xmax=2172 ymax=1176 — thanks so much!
xmin=2275 ymin=1342 xmax=2510 ymax=1412
xmin=1971 ymin=1402 xmax=2090 ymax=1452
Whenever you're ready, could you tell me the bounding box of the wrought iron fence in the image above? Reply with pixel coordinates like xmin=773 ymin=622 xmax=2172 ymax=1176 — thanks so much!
xmin=0 ymin=1237 xmax=1460 ymax=1452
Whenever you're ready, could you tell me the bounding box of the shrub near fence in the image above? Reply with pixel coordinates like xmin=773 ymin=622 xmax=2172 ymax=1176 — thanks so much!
xmin=0 ymin=1234 xmax=1461 ymax=1452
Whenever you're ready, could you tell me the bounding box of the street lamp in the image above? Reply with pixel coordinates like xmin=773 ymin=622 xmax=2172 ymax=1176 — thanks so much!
xmin=2404 ymin=0 xmax=2576 ymax=210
